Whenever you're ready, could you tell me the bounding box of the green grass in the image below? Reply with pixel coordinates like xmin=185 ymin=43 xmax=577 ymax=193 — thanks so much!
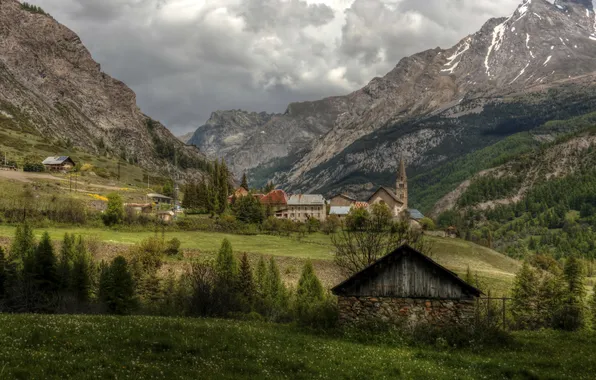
xmin=0 ymin=314 xmax=593 ymax=379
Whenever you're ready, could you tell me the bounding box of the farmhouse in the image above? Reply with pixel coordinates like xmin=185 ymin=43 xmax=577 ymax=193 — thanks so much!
xmin=42 ymin=156 xmax=75 ymax=171
xmin=287 ymin=194 xmax=327 ymax=222
xmin=259 ymin=189 xmax=289 ymax=217
xmin=147 ymin=193 xmax=173 ymax=205
xmin=332 ymin=245 xmax=482 ymax=327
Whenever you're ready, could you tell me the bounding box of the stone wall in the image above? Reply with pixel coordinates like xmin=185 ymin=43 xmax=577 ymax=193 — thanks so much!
xmin=337 ymin=296 xmax=475 ymax=327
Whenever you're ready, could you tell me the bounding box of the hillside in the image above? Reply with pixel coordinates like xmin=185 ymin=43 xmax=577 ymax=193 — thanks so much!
xmin=0 ymin=0 xmax=210 ymax=178
xmin=0 ymin=314 xmax=594 ymax=379
xmin=189 ymin=0 xmax=596 ymax=202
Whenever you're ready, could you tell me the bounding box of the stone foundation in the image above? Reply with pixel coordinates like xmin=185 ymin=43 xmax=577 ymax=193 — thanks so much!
xmin=337 ymin=296 xmax=475 ymax=327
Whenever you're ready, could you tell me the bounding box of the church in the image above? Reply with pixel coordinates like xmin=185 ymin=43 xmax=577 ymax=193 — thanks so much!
xmin=367 ymin=159 xmax=409 ymax=219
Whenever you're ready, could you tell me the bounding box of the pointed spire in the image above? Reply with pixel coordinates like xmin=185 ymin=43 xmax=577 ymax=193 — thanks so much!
xmin=399 ymin=158 xmax=407 ymax=182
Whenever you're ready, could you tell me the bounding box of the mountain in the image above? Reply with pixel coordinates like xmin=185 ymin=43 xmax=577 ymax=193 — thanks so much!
xmin=0 ymin=0 xmax=209 ymax=177
xmin=177 ymin=132 xmax=195 ymax=144
xmin=189 ymin=0 xmax=596 ymax=204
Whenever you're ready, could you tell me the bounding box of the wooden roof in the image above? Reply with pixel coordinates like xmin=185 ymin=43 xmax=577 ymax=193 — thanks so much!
xmin=332 ymin=245 xmax=483 ymax=298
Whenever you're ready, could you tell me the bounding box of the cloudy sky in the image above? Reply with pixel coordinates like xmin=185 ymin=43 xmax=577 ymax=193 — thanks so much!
xmin=36 ymin=0 xmax=520 ymax=135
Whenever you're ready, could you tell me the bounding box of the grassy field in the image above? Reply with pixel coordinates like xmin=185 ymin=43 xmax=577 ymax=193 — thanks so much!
xmin=0 ymin=225 xmax=520 ymax=295
xmin=0 ymin=314 xmax=593 ymax=379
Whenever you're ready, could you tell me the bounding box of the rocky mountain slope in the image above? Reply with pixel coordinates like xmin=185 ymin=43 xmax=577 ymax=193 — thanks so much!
xmin=189 ymin=0 xmax=596 ymax=202
xmin=0 ymin=0 xmax=208 ymax=177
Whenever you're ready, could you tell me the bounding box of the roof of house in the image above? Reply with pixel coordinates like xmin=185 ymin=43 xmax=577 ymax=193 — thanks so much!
xmin=368 ymin=186 xmax=404 ymax=205
xmin=330 ymin=193 xmax=357 ymax=202
xmin=353 ymin=202 xmax=369 ymax=209
xmin=331 ymin=245 xmax=483 ymax=297
xmin=147 ymin=193 xmax=172 ymax=200
xmin=408 ymin=209 xmax=425 ymax=220
xmin=330 ymin=206 xmax=351 ymax=216
xmin=260 ymin=190 xmax=288 ymax=205
xmin=42 ymin=156 xmax=73 ymax=165
xmin=287 ymin=194 xmax=325 ymax=205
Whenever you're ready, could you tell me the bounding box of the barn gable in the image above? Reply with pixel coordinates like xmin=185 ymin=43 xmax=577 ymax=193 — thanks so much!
xmin=332 ymin=245 xmax=482 ymax=300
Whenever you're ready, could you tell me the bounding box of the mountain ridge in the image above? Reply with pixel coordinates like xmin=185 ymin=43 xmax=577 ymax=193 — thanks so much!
xmin=0 ymin=0 xmax=210 ymax=178
xmin=189 ymin=0 xmax=596 ymax=205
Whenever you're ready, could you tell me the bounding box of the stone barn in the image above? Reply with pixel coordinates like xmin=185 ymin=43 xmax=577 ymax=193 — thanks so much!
xmin=332 ymin=245 xmax=482 ymax=327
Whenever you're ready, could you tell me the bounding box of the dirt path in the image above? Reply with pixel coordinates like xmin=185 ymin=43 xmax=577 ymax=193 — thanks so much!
xmin=0 ymin=170 xmax=127 ymax=191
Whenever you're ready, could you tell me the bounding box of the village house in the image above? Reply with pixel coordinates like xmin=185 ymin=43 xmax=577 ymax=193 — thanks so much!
xmin=147 ymin=193 xmax=173 ymax=206
xmin=287 ymin=194 xmax=327 ymax=222
xmin=332 ymin=245 xmax=482 ymax=327
xmin=329 ymin=206 xmax=351 ymax=220
xmin=42 ymin=156 xmax=76 ymax=172
xmin=329 ymin=194 xmax=357 ymax=207
xmin=259 ymin=189 xmax=289 ymax=217
xmin=367 ymin=159 xmax=408 ymax=219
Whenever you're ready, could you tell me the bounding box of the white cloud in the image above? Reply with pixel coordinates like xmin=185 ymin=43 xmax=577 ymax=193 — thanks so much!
xmin=34 ymin=0 xmax=520 ymax=133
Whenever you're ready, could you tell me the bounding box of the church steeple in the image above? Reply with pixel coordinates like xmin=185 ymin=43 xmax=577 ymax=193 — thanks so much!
xmin=395 ymin=158 xmax=408 ymax=208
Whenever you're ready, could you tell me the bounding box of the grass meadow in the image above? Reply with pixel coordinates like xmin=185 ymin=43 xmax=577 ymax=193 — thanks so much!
xmin=0 ymin=314 xmax=594 ymax=379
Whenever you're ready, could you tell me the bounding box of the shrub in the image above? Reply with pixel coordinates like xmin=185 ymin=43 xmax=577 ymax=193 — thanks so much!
xmin=164 ymin=238 xmax=181 ymax=256
xmin=102 ymin=193 xmax=124 ymax=226
xmin=419 ymin=217 xmax=436 ymax=231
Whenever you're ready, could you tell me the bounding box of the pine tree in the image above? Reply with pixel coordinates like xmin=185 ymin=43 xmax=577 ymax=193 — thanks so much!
xmin=9 ymin=223 xmax=35 ymax=263
xmin=71 ymin=236 xmax=92 ymax=303
xmin=255 ymin=256 xmax=267 ymax=297
xmin=296 ymin=261 xmax=324 ymax=303
xmin=588 ymin=284 xmax=596 ymax=330
xmin=267 ymin=257 xmax=287 ymax=312
xmin=215 ymin=239 xmax=237 ymax=283
xmin=31 ymin=232 xmax=59 ymax=293
xmin=102 ymin=256 xmax=136 ymax=315
xmin=57 ymin=233 xmax=75 ymax=291
xmin=560 ymin=255 xmax=586 ymax=330
xmin=238 ymin=253 xmax=255 ymax=307
xmin=511 ymin=261 xmax=539 ymax=329
xmin=0 ymin=246 xmax=6 ymax=299
xmin=241 ymin=173 xmax=249 ymax=190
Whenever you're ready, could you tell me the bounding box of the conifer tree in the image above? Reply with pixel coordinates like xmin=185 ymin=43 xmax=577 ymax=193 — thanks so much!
xmin=267 ymin=257 xmax=287 ymax=313
xmin=102 ymin=256 xmax=136 ymax=315
xmin=71 ymin=236 xmax=92 ymax=303
xmin=241 ymin=173 xmax=249 ymax=190
xmin=560 ymin=255 xmax=586 ymax=330
xmin=255 ymin=256 xmax=267 ymax=296
xmin=238 ymin=253 xmax=255 ymax=305
xmin=588 ymin=284 xmax=596 ymax=330
xmin=511 ymin=261 xmax=539 ymax=329
xmin=57 ymin=233 xmax=75 ymax=291
xmin=296 ymin=261 xmax=324 ymax=303
xmin=0 ymin=246 xmax=6 ymax=299
xmin=30 ymin=232 xmax=59 ymax=293
xmin=215 ymin=239 xmax=237 ymax=283
xmin=9 ymin=223 xmax=35 ymax=263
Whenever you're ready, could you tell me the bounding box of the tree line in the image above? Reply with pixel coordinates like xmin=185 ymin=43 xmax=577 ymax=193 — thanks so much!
xmin=0 ymin=224 xmax=336 ymax=327
xmin=510 ymin=255 xmax=596 ymax=331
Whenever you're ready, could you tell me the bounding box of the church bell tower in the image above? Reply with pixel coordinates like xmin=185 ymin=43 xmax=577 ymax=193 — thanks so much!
xmin=395 ymin=158 xmax=408 ymax=209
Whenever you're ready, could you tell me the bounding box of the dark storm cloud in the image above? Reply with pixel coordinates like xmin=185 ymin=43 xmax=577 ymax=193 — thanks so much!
xmin=35 ymin=0 xmax=521 ymax=134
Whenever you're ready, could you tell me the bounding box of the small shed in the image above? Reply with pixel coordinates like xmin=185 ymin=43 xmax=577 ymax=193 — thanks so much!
xmin=332 ymin=245 xmax=482 ymax=327
xmin=42 ymin=156 xmax=76 ymax=171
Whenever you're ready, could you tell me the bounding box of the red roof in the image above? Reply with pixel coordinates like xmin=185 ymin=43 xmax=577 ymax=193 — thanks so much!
xmin=353 ymin=202 xmax=369 ymax=209
xmin=259 ymin=190 xmax=288 ymax=206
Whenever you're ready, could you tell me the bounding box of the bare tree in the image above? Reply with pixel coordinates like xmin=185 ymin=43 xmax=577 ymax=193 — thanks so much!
xmin=332 ymin=204 xmax=432 ymax=276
